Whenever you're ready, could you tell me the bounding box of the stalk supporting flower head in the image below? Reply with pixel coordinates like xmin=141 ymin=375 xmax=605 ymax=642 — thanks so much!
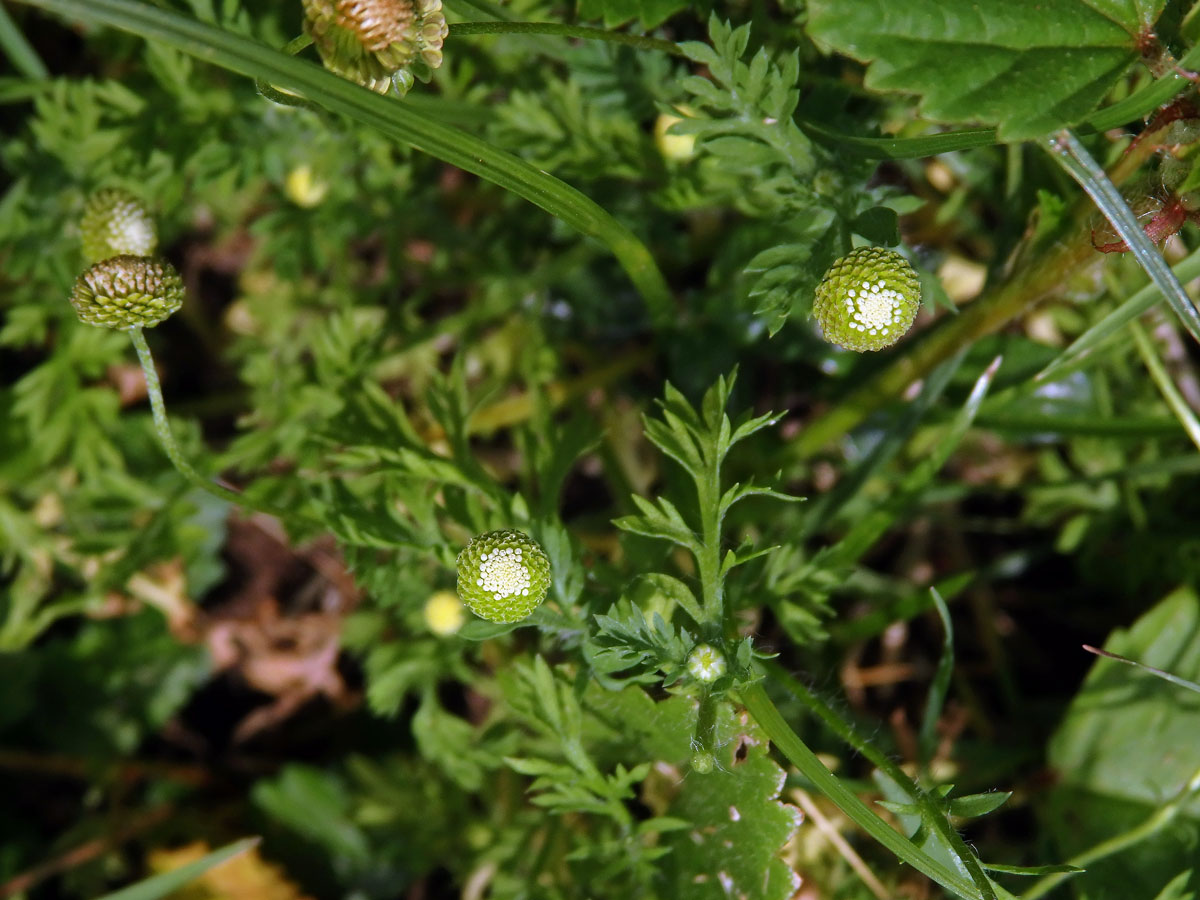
xmin=70 ymin=255 xmax=184 ymax=330
xmin=456 ymin=530 xmax=551 ymax=624
xmin=813 ymin=247 xmax=921 ymax=352
xmin=302 ymin=0 xmax=449 ymax=96
xmin=80 ymin=188 xmax=158 ymax=264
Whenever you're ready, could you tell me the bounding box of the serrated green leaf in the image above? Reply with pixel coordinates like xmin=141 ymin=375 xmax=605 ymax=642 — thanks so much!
xmin=808 ymin=0 xmax=1156 ymax=140
xmin=663 ymin=749 xmax=802 ymax=899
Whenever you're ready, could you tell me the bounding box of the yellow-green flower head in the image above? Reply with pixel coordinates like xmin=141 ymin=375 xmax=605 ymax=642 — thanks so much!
xmin=813 ymin=247 xmax=921 ymax=352
xmin=687 ymin=644 xmax=727 ymax=683
xmin=80 ymin=188 xmax=158 ymax=264
xmin=424 ymin=589 xmax=465 ymax=636
xmin=70 ymin=255 xmax=184 ymax=330
xmin=302 ymin=0 xmax=449 ymax=95
xmin=456 ymin=530 xmax=551 ymax=624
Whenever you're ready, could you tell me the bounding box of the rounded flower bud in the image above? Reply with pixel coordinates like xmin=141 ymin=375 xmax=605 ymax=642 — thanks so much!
xmin=687 ymin=644 xmax=727 ymax=683
xmin=70 ymin=255 xmax=185 ymax=330
xmin=455 ymin=529 xmax=551 ymax=624
xmin=654 ymin=110 xmax=696 ymax=162
xmin=424 ymin=589 xmax=465 ymax=636
xmin=80 ymin=188 xmax=158 ymax=264
xmin=690 ymin=751 xmax=715 ymax=774
xmin=302 ymin=0 xmax=449 ymax=96
xmin=813 ymin=247 xmax=921 ymax=352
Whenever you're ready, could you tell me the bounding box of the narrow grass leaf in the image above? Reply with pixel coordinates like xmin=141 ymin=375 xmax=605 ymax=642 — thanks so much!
xmin=95 ymin=839 xmax=259 ymax=900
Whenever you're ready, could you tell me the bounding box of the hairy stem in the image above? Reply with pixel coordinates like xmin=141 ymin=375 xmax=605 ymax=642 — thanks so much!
xmin=762 ymin=662 xmax=1001 ymax=900
xmin=129 ymin=328 xmax=285 ymax=518
xmin=740 ymin=681 xmax=1001 ymax=900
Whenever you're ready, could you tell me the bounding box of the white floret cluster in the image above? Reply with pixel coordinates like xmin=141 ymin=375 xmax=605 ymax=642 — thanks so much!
xmin=843 ymin=278 xmax=906 ymax=339
xmin=687 ymin=644 xmax=727 ymax=683
xmin=476 ymin=545 xmax=533 ymax=602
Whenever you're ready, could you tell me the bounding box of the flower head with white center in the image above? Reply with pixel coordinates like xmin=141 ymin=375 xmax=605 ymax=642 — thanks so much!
xmin=456 ymin=529 xmax=551 ymax=624
xmin=687 ymin=644 xmax=727 ymax=683
xmin=80 ymin=188 xmax=158 ymax=264
xmin=813 ymin=246 xmax=922 ymax=352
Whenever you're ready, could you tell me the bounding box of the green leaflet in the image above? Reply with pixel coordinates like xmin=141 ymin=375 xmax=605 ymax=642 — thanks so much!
xmin=808 ymin=0 xmax=1163 ymax=140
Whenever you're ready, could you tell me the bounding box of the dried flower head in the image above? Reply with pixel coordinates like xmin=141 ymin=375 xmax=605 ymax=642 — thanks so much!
xmin=80 ymin=188 xmax=158 ymax=264
xmin=456 ymin=530 xmax=551 ymax=624
xmin=70 ymin=255 xmax=184 ymax=330
xmin=813 ymin=247 xmax=921 ymax=352
xmin=302 ymin=0 xmax=449 ymax=95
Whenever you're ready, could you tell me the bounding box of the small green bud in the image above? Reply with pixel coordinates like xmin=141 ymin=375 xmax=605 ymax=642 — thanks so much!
xmin=690 ymin=751 xmax=715 ymax=774
xmin=80 ymin=188 xmax=158 ymax=264
xmin=302 ymin=0 xmax=449 ymax=96
xmin=813 ymin=247 xmax=921 ymax=352
xmin=687 ymin=644 xmax=726 ymax=683
xmin=70 ymin=255 xmax=185 ymax=330
xmin=455 ymin=530 xmax=551 ymax=624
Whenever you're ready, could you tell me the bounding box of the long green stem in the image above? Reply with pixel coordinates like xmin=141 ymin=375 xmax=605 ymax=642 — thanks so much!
xmin=741 ymin=681 xmax=1000 ymax=900
xmin=129 ymin=328 xmax=284 ymax=518
xmin=1130 ymin=318 xmax=1200 ymax=452
xmin=449 ymin=21 xmax=682 ymax=56
xmin=696 ymin=463 xmax=723 ymax=626
xmin=1021 ymin=765 xmax=1200 ymax=900
xmin=21 ymin=0 xmax=675 ymax=325
xmin=760 ymin=662 xmax=1001 ymax=900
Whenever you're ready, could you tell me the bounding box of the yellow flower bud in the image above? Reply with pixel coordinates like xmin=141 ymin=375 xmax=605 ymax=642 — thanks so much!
xmin=424 ymin=590 xmax=465 ymax=636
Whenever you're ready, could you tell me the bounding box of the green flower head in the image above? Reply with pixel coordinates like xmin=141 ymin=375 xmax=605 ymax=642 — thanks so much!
xmin=80 ymin=188 xmax=158 ymax=264
xmin=70 ymin=255 xmax=185 ymax=330
xmin=302 ymin=0 xmax=449 ymax=96
xmin=813 ymin=247 xmax=921 ymax=352
xmin=456 ymin=530 xmax=551 ymax=624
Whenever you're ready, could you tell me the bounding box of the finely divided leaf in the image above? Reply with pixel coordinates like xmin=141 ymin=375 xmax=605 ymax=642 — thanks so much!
xmin=808 ymin=0 xmax=1157 ymax=140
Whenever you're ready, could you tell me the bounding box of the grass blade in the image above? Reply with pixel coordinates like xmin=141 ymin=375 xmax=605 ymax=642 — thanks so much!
xmin=1036 ymin=246 xmax=1200 ymax=383
xmin=95 ymin=838 xmax=259 ymax=900
xmin=1046 ymin=130 xmax=1200 ymax=346
xmin=919 ymin=587 xmax=955 ymax=765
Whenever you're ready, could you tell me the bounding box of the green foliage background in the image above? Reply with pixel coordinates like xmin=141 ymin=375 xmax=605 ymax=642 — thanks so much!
xmin=1 ymin=0 xmax=1200 ymax=898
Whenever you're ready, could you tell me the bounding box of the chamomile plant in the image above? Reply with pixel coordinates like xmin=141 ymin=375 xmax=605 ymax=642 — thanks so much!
xmin=8 ymin=2 xmax=1200 ymax=899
